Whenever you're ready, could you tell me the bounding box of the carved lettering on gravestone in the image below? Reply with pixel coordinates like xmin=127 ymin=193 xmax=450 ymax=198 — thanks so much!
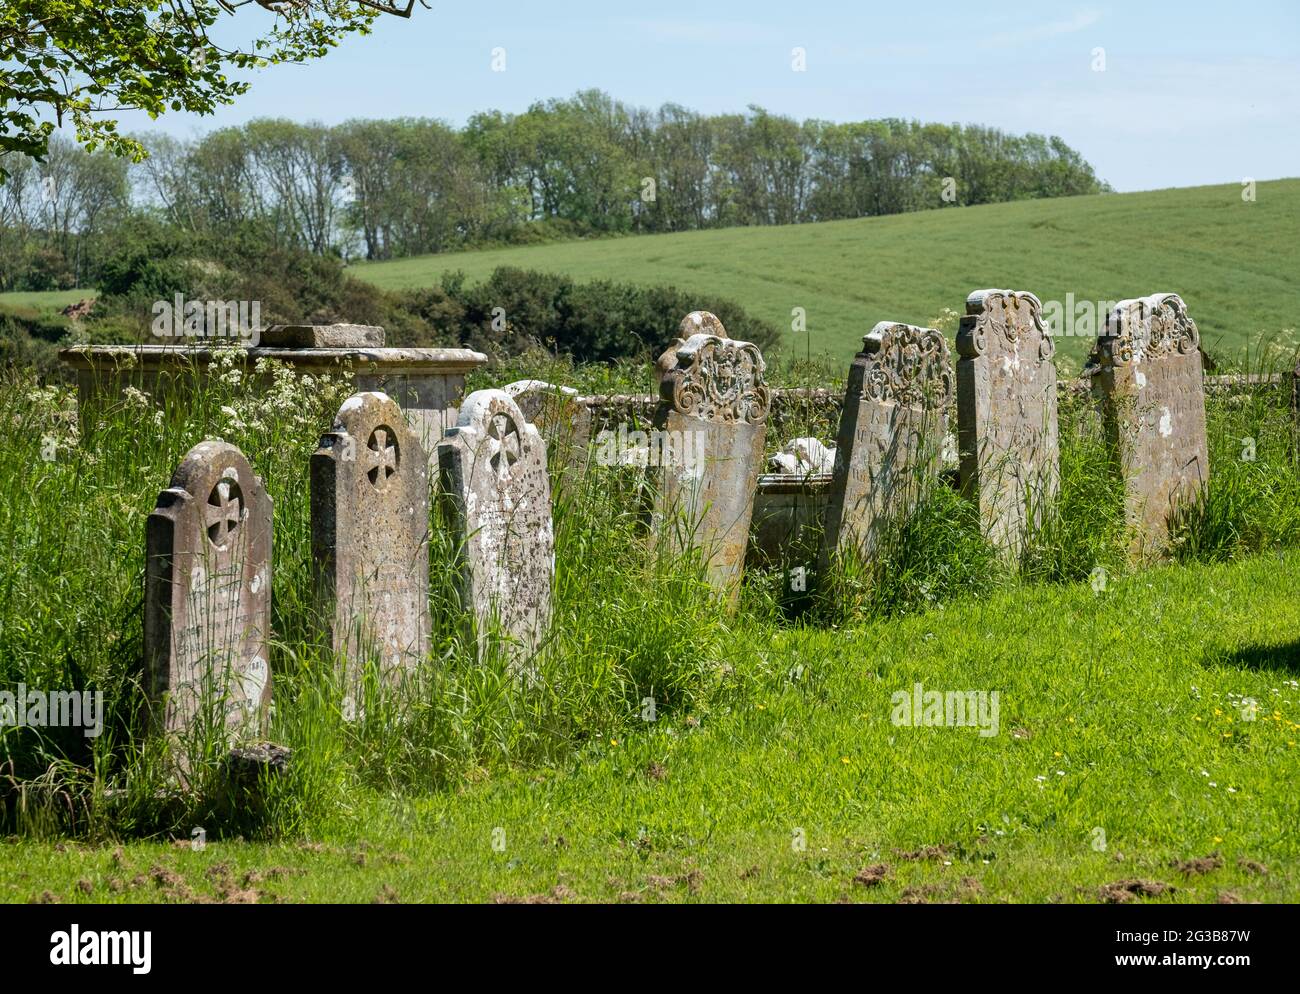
xmin=144 ymin=441 xmax=272 ymax=752
xmin=652 ymin=313 xmax=770 ymax=600
xmin=437 ymin=389 xmax=554 ymax=657
xmin=822 ymin=322 xmax=953 ymax=566
xmin=956 ymin=289 xmax=1060 ymax=552
xmin=1094 ymin=292 xmax=1208 ymax=555
xmin=311 ymin=392 xmax=430 ymax=690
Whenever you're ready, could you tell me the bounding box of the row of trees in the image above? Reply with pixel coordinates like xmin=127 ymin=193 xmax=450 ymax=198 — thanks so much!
xmin=0 ymin=90 xmax=1108 ymax=289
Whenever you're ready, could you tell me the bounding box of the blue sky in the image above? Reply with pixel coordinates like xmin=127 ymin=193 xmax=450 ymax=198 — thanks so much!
xmin=120 ymin=1 xmax=1299 ymax=192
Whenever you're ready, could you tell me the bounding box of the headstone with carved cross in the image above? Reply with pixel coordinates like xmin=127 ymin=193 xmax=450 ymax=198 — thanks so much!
xmin=311 ymin=392 xmax=430 ymax=694
xmin=1093 ymin=292 xmax=1208 ymax=557
xmin=956 ymin=289 xmax=1060 ymax=552
xmin=144 ymin=440 xmax=272 ymax=756
xmin=652 ymin=312 xmax=770 ymax=602
xmin=821 ymin=322 xmax=954 ymax=569
xmin=437 ymin=388 xmax=554 ymax=659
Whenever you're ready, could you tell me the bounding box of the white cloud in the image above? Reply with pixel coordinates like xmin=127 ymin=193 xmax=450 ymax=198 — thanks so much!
xmin=976 ymin=9 xmax=1104 ymax=49
xmin=621 ymin=19 xmax=785 ymax=46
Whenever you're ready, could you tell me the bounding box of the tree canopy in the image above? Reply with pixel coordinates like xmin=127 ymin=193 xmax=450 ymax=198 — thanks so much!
xmin=0 ymin=1 xmax=413 ymax=180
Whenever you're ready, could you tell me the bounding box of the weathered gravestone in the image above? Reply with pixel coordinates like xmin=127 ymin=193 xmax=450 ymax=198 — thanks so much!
xmin=311 ymin=392 xmax=430 ymax=688
xmin=956 ymin=289 xmax=1060 ymax=551
xmin=437 ymin=389 xmax=554 ymax=656
xmin=822 ymin=322 xmax=953 ymax=567
xmin=502 ymin=379 xmax=593 ymax=478
xmin=1094 ymin=292 xmax=1208 ymax=556
xmin=652 ymin=312 xmax=770 ymax=600
xmin=144 ymin=441 xmax=272 ymax=750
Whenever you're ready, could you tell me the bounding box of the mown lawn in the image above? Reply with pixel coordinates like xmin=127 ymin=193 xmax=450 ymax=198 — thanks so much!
xmin=5 ymin=551 xmax=1297 ymax=904
xmin=351 ymin=180 xmax=1300 ymax=367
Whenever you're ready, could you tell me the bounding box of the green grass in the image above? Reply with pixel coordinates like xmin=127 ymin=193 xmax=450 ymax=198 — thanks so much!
xmin=0 ymin=289 xmax=92 ymax=315
xmin=351 ymin=180 xmax=1300 ymax=368
xmin=4 ymin=551 xmax=1298 ymax=903
xmin=3 ymin=343 xmax=1300 ymax=902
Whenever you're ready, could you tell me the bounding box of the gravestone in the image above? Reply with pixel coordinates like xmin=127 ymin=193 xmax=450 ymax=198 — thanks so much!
xmin=956 ymin=289 xmax=1060 ymax=551
xmin=652 ymin=313 xmax=770 ymax=600
xmin=1094 ymin=292 xmax=1208 ymax=555
xmin=437 ymin=389 xmax=554 ymax=656
xmin=311 ymin=392 xmax=430 ymax=686
xmin=144 ymin=441 xmax=272 ymax=749
xmin=502 ymin=379 xmax=593 ymax=477
xmin=822 ymin=322 xmax=953 ymax=565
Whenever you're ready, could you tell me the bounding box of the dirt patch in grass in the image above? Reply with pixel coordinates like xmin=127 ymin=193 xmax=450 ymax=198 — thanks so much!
xmin=895 ymin=844 xmax=952 ymax=861
xmin=853 ymin=863 xmax=891 ymax=887
xmin=1099 ymin=879 xmax=1175 ymax=903
xmin=1171 ymin=853 xmax=1223 ymax=876
xmin=493 ymin=884 xmax=576 ymax=905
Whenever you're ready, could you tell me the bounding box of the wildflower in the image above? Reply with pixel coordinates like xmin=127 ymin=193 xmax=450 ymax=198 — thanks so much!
xmin=120 ymin=385 xmax=148 ymax=408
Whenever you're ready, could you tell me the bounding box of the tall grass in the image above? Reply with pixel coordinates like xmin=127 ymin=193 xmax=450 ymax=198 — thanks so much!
xmin=4 ymin=342 xmax=1300 ymax=840
xmin=0 ymin=349 xmax=737 ymax=839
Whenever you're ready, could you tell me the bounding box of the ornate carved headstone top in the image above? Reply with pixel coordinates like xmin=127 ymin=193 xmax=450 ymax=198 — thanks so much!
xmin=311 ymin=391 xmax=430 ymax=684
xmin=956 ymin=289 xmax=1055 ymax=362
xmin=1099 ymin=293 xmax=1200 ymax=366
xmin=658 ymin=328 xmax=771 ymax=425
xmin=437 ymin=389 xmax=554 ymax=657
xmin=654 ymin=310 xmax=731 ymax=389
xmin=859 ymin=321 xmax=954 ymax=408
xmin=144 ymin=440 xmax=272 ymax=751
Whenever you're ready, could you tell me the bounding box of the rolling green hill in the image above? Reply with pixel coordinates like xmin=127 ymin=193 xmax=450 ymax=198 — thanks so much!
xmin=353 ymin=180 xmax=1300 ymax=369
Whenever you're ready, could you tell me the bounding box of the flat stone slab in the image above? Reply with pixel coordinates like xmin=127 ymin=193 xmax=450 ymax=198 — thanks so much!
xmin=60 ymin=344 xmax=487 ymax=374
xmin=259 ymin=324 xmax=386 ymax=348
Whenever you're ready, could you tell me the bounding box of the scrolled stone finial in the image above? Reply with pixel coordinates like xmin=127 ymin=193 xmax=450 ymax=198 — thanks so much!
xmin=659 ymin=320 xmax=770 ymax=425
xmin=1101 ymin=292 xmax=1199 ymax=366
xmin=957 ymin=289 xmax=1052 ymax=360
xmin=860 ymin=321 xmax=954 ymax=408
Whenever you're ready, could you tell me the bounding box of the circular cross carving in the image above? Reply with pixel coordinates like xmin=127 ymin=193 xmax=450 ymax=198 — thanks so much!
xmin=488 ymin=411 xmax=522 ymax=480
xmin=366 ymin=425 xmax=401 ymax=492
xmin=206 ymin=478 xmax=243 ymax=547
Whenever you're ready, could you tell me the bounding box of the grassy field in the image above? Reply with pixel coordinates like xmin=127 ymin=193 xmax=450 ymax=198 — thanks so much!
xmin=4 ymin=551 xmax=1298 ymax=903
xmin=0 ymin=289 xmax=90 ymax=314
xmin=6 ymin=182 xmax=1297 ymax=371
xmin=352 ymin=180 xmax=1300 ymax=369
